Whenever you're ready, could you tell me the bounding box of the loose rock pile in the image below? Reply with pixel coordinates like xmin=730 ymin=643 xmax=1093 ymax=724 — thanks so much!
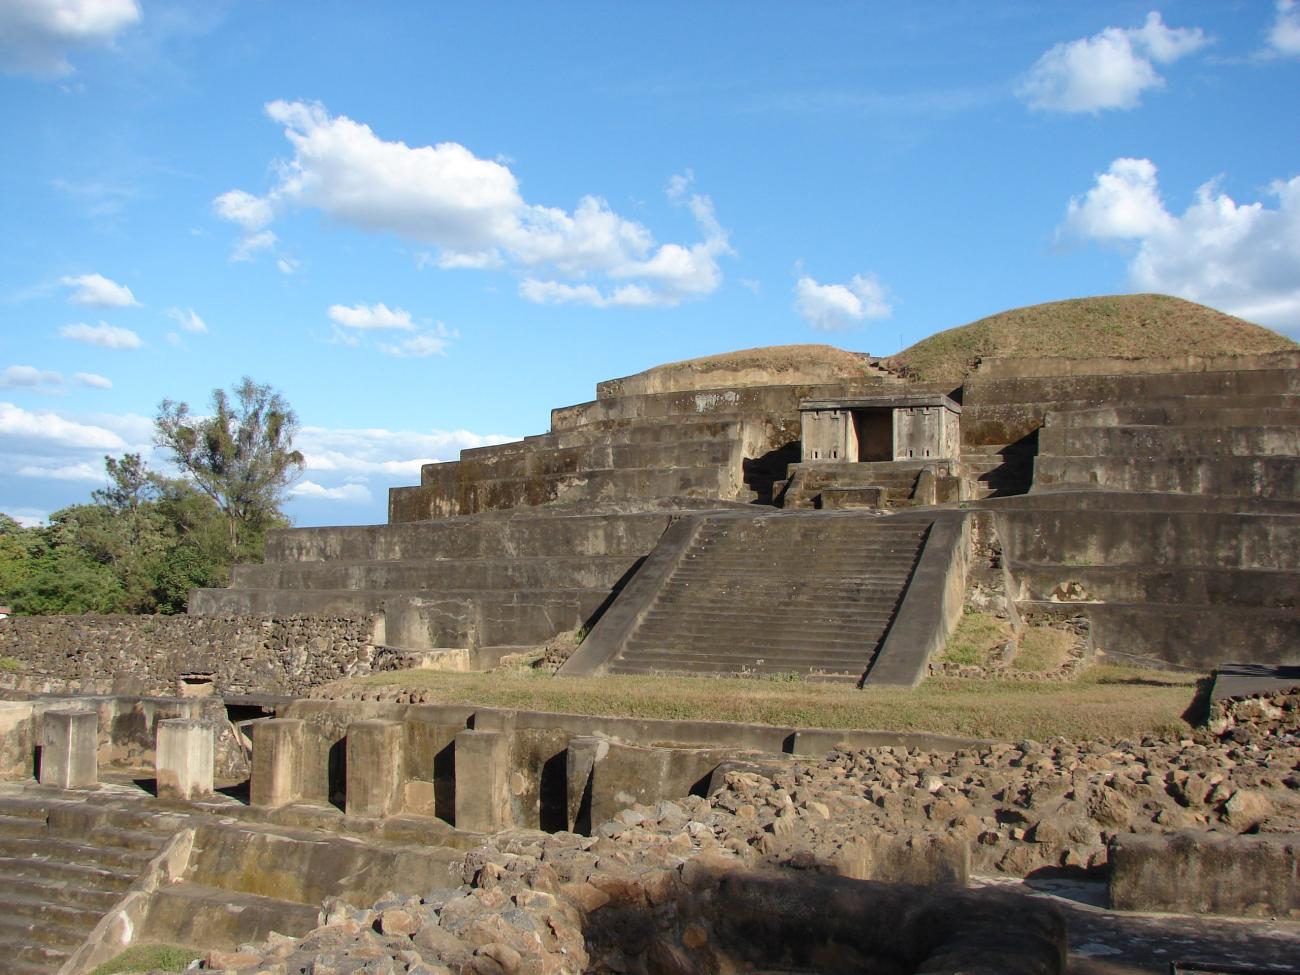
xmin=199 ymin=800 xmax=1064 ymax=975
xmin=188 ymin=690 xmax=1299 ymax=975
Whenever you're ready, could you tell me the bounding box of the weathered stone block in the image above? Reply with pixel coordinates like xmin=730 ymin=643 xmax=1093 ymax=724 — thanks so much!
xmin=1109 ymin=830 xmax=1300 ymax=918
xmin=345 ymin=719 xmax=405 ymax=818
xmin=454 ymin=729 xmax=510 ymax=832
xmin=0 ymin=701 xmax=34 ymax=780
xmin=40 ymin=708 xmax=98 ymax=789
xmin=250 ymin=718 xmax=306 ymax=808
xmin=156 ymin=718 xmax=215 ymax=800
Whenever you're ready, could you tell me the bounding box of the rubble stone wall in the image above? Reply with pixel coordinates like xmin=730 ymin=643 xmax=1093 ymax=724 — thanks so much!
xmin=0 ymin=614 xmax=377 ymax=697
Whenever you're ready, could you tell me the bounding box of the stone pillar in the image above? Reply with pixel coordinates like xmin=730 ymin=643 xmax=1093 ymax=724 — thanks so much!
xmin=454 ymin=729 xmax=511 ymax=833
xmin=250 ymin=718 xmax=305 ymax=808
xmin=155 ymin=718 xmax=215 ymax=800
xmin=565 ymin=735 xmax=609 ymax=833
xmin=345 ymin=719 xmax=405 ymax=819
xmin=0 ymin=701 xmax=35 ymax=781
xmin=40 ymin=709 xmax=98 ymax=789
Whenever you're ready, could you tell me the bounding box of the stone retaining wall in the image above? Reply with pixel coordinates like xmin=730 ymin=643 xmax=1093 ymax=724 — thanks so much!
xmin=0 ymin=614 xmax=377 ymax=697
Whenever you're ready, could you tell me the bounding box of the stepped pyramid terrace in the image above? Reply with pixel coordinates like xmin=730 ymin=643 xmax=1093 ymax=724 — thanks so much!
xmin=1 ymin=295 xmax=1299 ymax=973
xmin=185 ymin=304 xmax=1299 ymax=683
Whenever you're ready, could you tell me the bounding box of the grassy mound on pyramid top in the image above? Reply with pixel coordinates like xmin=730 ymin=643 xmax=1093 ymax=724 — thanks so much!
xmin=886 ymin=294 xmax=1296 ymax=383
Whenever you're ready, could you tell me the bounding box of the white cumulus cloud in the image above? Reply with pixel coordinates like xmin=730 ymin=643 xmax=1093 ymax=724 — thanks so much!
xmin=0 ymin=365 xmax=63 ymax=392
xmin=0 ymin=0 xmax=140 ymax=78
xmin=291 ymin=480 xmax=372 ymax=503
xmin=1061 ymin=158 xmax=1300 ymax=331
xmin=328 ymin=302 xmax=414 ymax=331
xmin=59 ymin=321 xmax=142 ymax=349
xmin=73 ymin=371 xmax=112 ymax=389
xmin=1267 ymin=0 xmax=1300 ymax=57
xmin=794 ymin=273 xmax=892 ymax=331
xmin=166 ymin=307 xmax=207 ymax=333
xmin=0 ymin=401 xmax=126 ymax=449
xmin=61 ymin=272 xmax=139 ymax=307
xmin=17 ymin=460 xmax=105 ymax=482
xmin=297 ymin=425 xmax=516 ymax=479
xmin=379 ymin=331 xmax=453 ymax=358
xmin=1018 ymin=12 xmax=1209 ymax=113
xmin=230 ymin=229 xmax=277 ymax=263
xmin=215 ymin=102 xmax=733 ymax=308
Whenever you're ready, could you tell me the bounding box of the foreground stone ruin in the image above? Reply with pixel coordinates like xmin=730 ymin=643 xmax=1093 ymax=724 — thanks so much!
xmin=1 ymin=681 xmax=1299 ymax=973
xmin=0 ymin=337 xmax=1297 ymax=972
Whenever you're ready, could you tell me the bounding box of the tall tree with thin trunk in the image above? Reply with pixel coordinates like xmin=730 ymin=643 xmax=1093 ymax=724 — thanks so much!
xmin=154 ymin=377 xmax=305 ymax=550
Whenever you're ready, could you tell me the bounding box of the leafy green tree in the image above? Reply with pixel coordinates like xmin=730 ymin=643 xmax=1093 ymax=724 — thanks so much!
xmin=9 ymin=546 xmax=124 ymax=615
xmin=154 ymin=377 xmax=304 ymax=550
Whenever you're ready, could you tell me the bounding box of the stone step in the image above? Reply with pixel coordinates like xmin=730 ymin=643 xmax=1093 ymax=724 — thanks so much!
xmin=230 ymin=553 xmax=643 ymax=593
xmin=7 ymin=957 xmax=67 ymax=975
xmin=516 ymin=415 xmax=750 ymax=451
xmin=632 ymin=628 xmax=893 ymax=648
xmin=624 ymin=635 xmax=885 ymax=657
xmin=1032 ymin=454 xmax=1299 ymax=499
xmin=1017 ymin=600 xmax=1300 ymax=672
xmin=962 ymin=389 xmax=1300 ymax=450
xmin=616 ymin=644 xmax=875 ymax=666
xmin=0 ymin=853 xmax=137 ymax=894
xmin=192 ymin=586 xmax=611 ymax=650
xmin=2 ymin=922 xmax=73 ymax=972
xmin=640 ymin=605 xmax=900 ymax=625
xmin=0 ymin=886 xmax=103 ymax=930
xmin=1010 ymin=564 xmax=1300 ymax=609
xmin=965 ymin=367 xmax=1300 ymax=408
xmin=1042 ymin=403 xmax=1300 ymax=429
xmin=981 ymin=489 xmax=1300 ymax=515
xmin=995 ymin=507 xmax=1298 ymax=571
xmin=0 ymin=911 xmax=87 ymax=951
xmin=425 ymin=437 xmax=739 ymax=484
xmin=1 ymin=872 xmax=124 ymax=913
xmin=261 ymin=508 xmax=678 ymax=564
xmin=0 ymin=812 xmax=45 ymax=838
xmin=668 ymin=561 xmax=919 ymax=577
xmin=650 ymin=589 xmax=906 ymax=609
xmin=609 ymin=655 xmax=866 ymax=679
xmin=0 ymin=833 xmax=159 ymax=872
xmin=391 ymin=463 xmax=736 ymax=522
xmin=1038 ymin=425 xmax=1300 ymax=458
xmin=141 ymin=882 xmax=319 ymax=950
xmin=550 ymin=379 xmax=895 ymax=432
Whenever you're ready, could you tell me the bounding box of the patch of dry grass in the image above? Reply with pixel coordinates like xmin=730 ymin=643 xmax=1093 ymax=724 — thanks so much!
xmin=885 ymin=294 xmax=1295 ymax=382
xmin=1012 ymin=627 xmax=1074 ymax=673
xmin=939 ymin=610 xmax=1012 ymax=668
xmin=327 ymin=664 xmax=1202 ymax=742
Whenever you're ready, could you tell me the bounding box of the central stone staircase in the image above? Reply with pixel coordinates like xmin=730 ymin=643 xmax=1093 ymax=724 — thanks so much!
xmin=0 ymin=790 xmax=183 ymax=975
xmin=604 ymin=513 xmax=930 ymax=682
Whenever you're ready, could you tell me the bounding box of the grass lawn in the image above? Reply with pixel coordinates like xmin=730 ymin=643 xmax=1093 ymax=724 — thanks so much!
xmin=330 ymin=664 xmax=1205 ymax=742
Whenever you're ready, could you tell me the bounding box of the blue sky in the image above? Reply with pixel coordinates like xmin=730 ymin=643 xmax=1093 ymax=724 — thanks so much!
xmin=2 ymin=1 xmax=1298 ymax=528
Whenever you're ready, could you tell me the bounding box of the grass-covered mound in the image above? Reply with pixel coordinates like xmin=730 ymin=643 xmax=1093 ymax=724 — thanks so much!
xmin=887 ymin=293 xmax=1296 ymax=382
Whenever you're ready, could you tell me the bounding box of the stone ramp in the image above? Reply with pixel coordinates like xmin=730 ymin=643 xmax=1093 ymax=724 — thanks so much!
xmin=0 ymin=789 xmax=183 ymax=975
xmin=590 ymin=512 xmax=930 ymax=682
